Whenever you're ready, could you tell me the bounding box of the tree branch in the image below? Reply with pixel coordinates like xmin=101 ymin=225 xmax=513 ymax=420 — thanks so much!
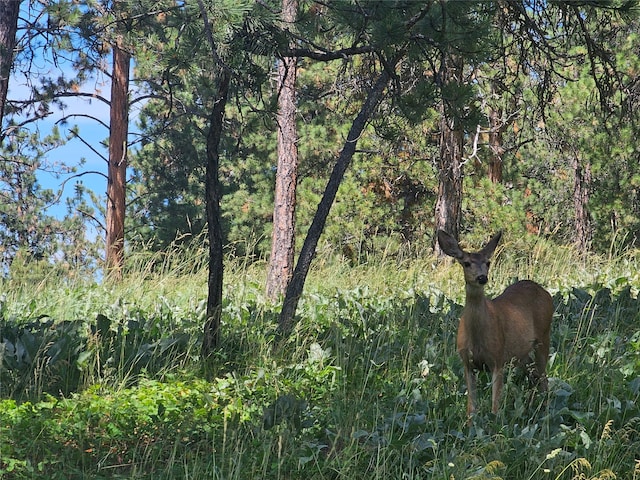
xmin=282 ymin=45 xmax=376 ymax=61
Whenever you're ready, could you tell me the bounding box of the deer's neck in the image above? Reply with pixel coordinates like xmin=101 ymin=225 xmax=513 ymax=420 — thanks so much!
xmin=464 ymin=284 xmax=491 ymax=323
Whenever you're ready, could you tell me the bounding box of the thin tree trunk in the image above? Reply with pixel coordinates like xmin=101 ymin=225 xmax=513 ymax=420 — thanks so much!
xmin=434 ymin=113 xmax=464 ymax=248
xmin=0 ymin=0 xmax=21 ymax=137
xmin=488 ymin=106 xmax=504 ymax=183
xmin=278 ymin=67 xmax=393 ymax=336
xmin=202 ymin=71 xmax=230 ymax=357
xmin=434 ymin=57 xmax=464 ymax=252
xmin=572 ymin=152 xmax=592 ymax=251
xmin=105 ymin=38 xmax=130 ymax=278
xmin=196 ymin=0 xmax=232 ymax=357
xmin=266 ymin=0 xmax=299 ymax=301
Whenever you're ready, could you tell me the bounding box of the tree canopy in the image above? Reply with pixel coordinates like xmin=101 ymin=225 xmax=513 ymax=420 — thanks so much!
xmin=1 ymin=0 xmax=639 ymax=276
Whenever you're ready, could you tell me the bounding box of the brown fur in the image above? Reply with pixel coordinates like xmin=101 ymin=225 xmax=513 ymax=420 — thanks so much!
xmin=437 ymin=230 xmax=553 ymax=418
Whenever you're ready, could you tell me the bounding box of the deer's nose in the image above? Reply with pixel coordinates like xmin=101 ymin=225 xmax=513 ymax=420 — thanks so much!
xmin=477 ymin=275 xmax=488 ymax=285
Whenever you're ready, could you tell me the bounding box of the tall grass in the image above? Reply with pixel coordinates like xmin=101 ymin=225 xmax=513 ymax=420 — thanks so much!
xmin=1 ymin=235 xmax=640 ymax=479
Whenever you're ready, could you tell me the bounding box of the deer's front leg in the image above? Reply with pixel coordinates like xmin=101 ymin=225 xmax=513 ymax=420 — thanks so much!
xmin=465 ymin=364 xmax=477 ymax=418
xmin=491 ymin=367 xmax=504 ymax=414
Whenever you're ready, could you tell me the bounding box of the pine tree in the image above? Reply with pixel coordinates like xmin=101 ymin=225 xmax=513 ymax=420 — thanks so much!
xmin=266 ymin=0 xmax=299 ymax=302
xmin=0 ymin=0 xmax=21 ymax=132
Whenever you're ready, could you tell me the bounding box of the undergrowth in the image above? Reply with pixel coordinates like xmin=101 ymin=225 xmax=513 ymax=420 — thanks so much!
xmin=1 ymin=237 xmax=639 ymax=479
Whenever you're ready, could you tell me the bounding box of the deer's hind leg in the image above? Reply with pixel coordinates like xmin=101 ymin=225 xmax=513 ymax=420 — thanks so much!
xmin=524 ymin=340 xmax=550 ymax=409
xmin=531 ymin=339 xmax=549 ymax=392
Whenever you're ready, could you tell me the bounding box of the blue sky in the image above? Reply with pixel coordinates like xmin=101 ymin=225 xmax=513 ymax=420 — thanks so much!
xmin=7 ymin=76 xmax=111 ymax=244
xmin=7 ymin=1 xmax=144 ymax=235
xmin=8 ymin=2 xmax=108 ymax=222
xmin=38 ymin=108 xmax=111 ymax=217
xmin=7 ymin=59 xmax=146 ymax=237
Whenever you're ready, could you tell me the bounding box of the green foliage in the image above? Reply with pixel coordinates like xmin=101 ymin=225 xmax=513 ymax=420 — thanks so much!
xmin=127 ymin=0 xmax=278 ymax=254
xmin=1 ymin=242 xmax=640 ymax=478
xmin=0 ymin=305 xmax=199 ymax=401
xmin=123 ymin=0 xmax=640 ymax=264
xmin=0 ymin=126 xmax=98 ymax=274
xmin=5 ymin=0 xmax=640 ymax=279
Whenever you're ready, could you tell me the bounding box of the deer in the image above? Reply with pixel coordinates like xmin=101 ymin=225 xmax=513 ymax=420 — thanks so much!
xmin=437 ymin=230 xmax=553 ymax=419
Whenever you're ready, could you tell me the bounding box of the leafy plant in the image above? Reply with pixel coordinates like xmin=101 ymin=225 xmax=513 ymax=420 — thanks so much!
xmin=1 ymin=243 xmax=640 ymax=478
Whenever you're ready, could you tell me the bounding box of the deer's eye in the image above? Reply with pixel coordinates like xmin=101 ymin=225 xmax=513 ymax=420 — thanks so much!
xmin=463 ymin=261 xmax=471 ymax=267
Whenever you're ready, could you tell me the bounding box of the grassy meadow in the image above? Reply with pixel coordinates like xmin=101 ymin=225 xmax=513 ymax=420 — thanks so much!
xmin=1 ymin=236 xmax=640 ymax=479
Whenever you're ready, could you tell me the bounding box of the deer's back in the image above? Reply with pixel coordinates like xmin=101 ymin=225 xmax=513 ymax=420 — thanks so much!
xmin=493 ymin=280 xmax=553 ymax=325
xmin=491 ymin=280 xmax=553 ymax=361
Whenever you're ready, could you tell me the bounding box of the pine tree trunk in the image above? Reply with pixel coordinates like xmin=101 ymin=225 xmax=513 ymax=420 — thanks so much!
xmin=105 ymin=38 xmax=130 ymax=279
xmin=488 ymin=106 xmax=504 ymax=183
xmin=434 ymin=58 xmax=464 ymax=252
xmin=202 ymin=72 xmax=230 ymax=357
xmin=0 ymin=0 xmax=21 ymax=133
xmin=266 ymin=0 xmax=298 ymax=301
xmin=278 ymin=68 xmax=392 ymax=336
xmin=573 ymin=153 xmax=592 ymax=251
xmin=434 ymin=114 xmax=464 ymax=249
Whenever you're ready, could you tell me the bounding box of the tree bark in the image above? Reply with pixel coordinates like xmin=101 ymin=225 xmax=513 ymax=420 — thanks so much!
xmin=434 ymin=58 xmax=464 ymax=252
xmin=572 ymin=152 xmax=592 ymax=251
xmin=0 ymin=0 xmax=21 ymax=134
xmin=277 ymin=67 xmax=393 ymax=336
xmin=105 ymin=37 xmax=130 ymax=278
xmin=434 ymin=114 xmax=464 ymax=248
xmin=201 ymin=71 xmax=230 ymax=357
xmin=266 ymin=0 xmax=299 ymax=301
xmin=487 ymin=106 xmax=504 ymax=183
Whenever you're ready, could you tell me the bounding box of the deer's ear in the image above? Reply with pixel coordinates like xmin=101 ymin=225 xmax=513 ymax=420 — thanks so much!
xmin=437 ymin=230 xmax=465 ymax=259
xmin=481 ymin=231 xmax=503 ymax=258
